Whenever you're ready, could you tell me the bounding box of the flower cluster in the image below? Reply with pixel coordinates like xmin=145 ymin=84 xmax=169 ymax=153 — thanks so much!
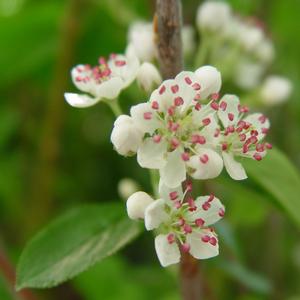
xmin=111 ymin=66 xmax=271 ymax=187
xmin=127 ymin=181 xmax=225 ymax=267
xmin=196 ymin=1 xmax=292 ymax=105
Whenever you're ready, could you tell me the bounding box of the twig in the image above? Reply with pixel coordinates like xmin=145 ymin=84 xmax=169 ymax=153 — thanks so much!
xmin=155 ymin=1 xmax=202 ymax=299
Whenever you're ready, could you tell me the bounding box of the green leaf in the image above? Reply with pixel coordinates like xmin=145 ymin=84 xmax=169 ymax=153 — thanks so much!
xmin=243 ymin=147 xmax=300 ymax=227
xmin=16 ymin=203 xmax=141 ymax=290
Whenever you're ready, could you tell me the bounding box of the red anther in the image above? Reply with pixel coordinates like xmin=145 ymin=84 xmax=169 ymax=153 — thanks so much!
xmin=195 ymin=218 xmax=205 ymax=227
xmin=209 ymin=236 xmax=217 ymax=246
xmin=236 ymin=126 xmax=243 ymax=133
xmin=202 ymin=201 xmax=211 ymax=210
xmin=198 ymin=135 xmax=206 ymax=145
xmin=253 ymin=153 xmax=262 ymax=161
xmin=143 ymin=112 xmax=152 ymax=120
xmin=208 ymin=194 xmax=214 ymax=202
xmin=181 ymin=243 xmax=191 ymax=252
xmin=258 ymin=114 xmax=267 ymax=124
xmin=98 ymin=57 xmax=106 ymax=65
xmin=239 ymin=133 xmax=246 ymax=142
xmin=195 ymin=102 xmax=202 ymax=111
xmin=187 ymin=197 xmax=196 ymax=211
xmin=200 ymin=154 xmax=209 ymax=164
xmin=109 ymin=53 xmax=117 ymax=59
xmin=185 ymin=180 xmax=193 ymax=192
xmin=256 ymin=143 xmax=265 ymax=152
xmin=167 ymin=233 xmax=175 ymax=244
xmin=202 ymin=118 xmax=211 ymax=126
xmin=185 ymin=77 xmax=192 ymax=85
xmin=222 ymin=143 xmax=228 ymax=151
xmin=151 ymin=101 xmax=159 ymax=110
xmin=76 ymin=66 xmax=83 ymax=72
xmin=169 ymin=191 xmax=178 ymax=201
xmin=171 ymin=137 xmax=180 ymax=149
xmin=159 ymin=85 xmax=166 ymax=95
xmin=181 ymin=152 xmax=190 ymax=161
xmin=174 ymin=96 xmax=184 ymax=106
xmin=210 ymin=101 xmax=219 ymax=110
xmin=201 ymin=235 xmax=210 ymax=243
xmin=227 ymin=125 xmax=235 ymax=133
xmin=75 ymin=76 xmax=82 ymax=82
xmin=228 ymin=113 xmax=234 ymax=121
xmin=251 ymin=130 xmax=258 ymax=136
xmin=183 ymin=224 xmax=193 ymax=234
xmin=168 ymin=106 xmax=175 ymax=116
xmin=238 ymin=104 xmax=249 ymax=113
xmin=214 ymin=128 xmax=220 ymax=137
xmin=171 ymin=123 xmax=179 ymax=132
xmin=265 ymin=143 xmax=273 ymax=149
xmin=262 ymin=128 xmax=269 ymax=134
xmin=174 ymin=200 xmax=182 ymax=209
xmin=219 ymin=101 xmax=227 ymax=111
xmin=243 ymin=144 xmax=249 ymax=153
xmin=178 ymin=218 xmax=185 ymax=226
xmin=192 ymin=83 xmax=201 ymax=90
xmin=243 ymin=122 xmax=251 ymax=130
xmin=153 ymin=135 xmax=162 ymax=143
xmin=211 ymin=93 xmax=219 ymax=101
xmin=219 ymin=208 xmax=225 ymax=217
xmin=249 ymin=136 xmax=258 ymax=144
xmin=171 ymin=84 xmax=179 ymax=93
xmin=115 ymin=60 xmax=126 ymax=67
xmin=191 ymin=134 xmax=200 ymax=144
xmin=237 ymin=120 xmax=246 ymax=127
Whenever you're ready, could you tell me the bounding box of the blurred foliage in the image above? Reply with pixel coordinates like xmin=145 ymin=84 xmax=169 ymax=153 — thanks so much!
xmin=0 ymin=0 xmax=300 ymax=299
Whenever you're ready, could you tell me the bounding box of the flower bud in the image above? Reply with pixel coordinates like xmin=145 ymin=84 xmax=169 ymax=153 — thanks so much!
xmin=118 ymin=178 xmax=139 ymax=200
xmin=238 ymin=24 xmax=264 ymax=52
xmin=260 ymin=76 xmax=292 ymax=105
xmin=128 ymin=22 xmax=156 ymax=62
xmin=137 ymin=62 xmax=162 ymax=92
xmin=197 ymin=1 xmax=231 ymax=32
xmin=195 ymin=66 xmax=222 ymax=99
xmin=255 ymin=39 xmax=275 ymax=64
xmin=111 ymin=115 xmax=143 ymax=156
xmin=126 ymin=191 xmax=154 ymax=220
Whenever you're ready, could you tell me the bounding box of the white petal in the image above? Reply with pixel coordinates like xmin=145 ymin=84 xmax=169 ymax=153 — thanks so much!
xmin=155 ymin=234 xmax=181 ymax=267
xmin=194 ymin=66 xmax=222 ymax=99
xmin=64 ymin=93 xmax=100 ymax=108
xmin=71 ymin=64 xmax=95 ymax=94
xmin=189 ymin=195 xmax=225 ymax=226
xmin=137 ymin=138 xmax=167 ymax=169
xmin=158 ymin=179 xmax=184 ymax=204
xmin=217 ymin=94 xmax=240 ymax=127
xmin=187 ymin=148 xmax=223 ymax=180
xmin=94 ymin=77 xmax=124 ymax=99
xmin=243 ymin=113 xmax=270 ymax=141
xmin=187 ymin=231 xmax=219 ymax=260
xmin=160 ymin=149 xmax=186 ymax=188
xmin=137 ymin=62 xmax=162 ymax=92
xmin=144 ymin=199 xmax=169 ymax=230
xmin=222 ymin=152 xmax=247 ymax=180
xmin=130 ymin=103 xmax=161 ymax=134
xmin=126 ymin=191 xmax=154 ymax=220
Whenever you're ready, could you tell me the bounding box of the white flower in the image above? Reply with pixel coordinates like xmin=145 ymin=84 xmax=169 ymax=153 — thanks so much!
xmin=197 ymin=1 xmax=231 ymax=32
xmin=136 ymin=62 xmax=162 ymax=92
xmin=237 ymin=23 xmax=264 ymax=52
xmin=128 ymin=21 xmax=156 ymax=62
xmin=64 ymin=45 xmax=139 ymax=108
xmin=216 ymin=95 xmax=271 ymax=180
xmin=126 ymin=191 xmax=154 ymax=220
xmin=130 ymin=69 xmax=223 ymax=187
xmin=260 ymin=76 xmax=292 ymax=105
xmin=234 ymin=60 xmax=265 ymax=90
xmin=195 ymin=66 xmax=222 ymax=98
xmin=111 ymin=115 xmax=143 ymax=156
xmin=143 ymin=182 xmax=225 ymax=267
xmin=255 ymin=39 xmax=275 ymax=64
xmin=118 ymin=178 xmax=139 ymax=200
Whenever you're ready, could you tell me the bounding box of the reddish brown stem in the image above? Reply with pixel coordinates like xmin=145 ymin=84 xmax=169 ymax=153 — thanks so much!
xmin=155 ymin=1 xmax=202 ymax=299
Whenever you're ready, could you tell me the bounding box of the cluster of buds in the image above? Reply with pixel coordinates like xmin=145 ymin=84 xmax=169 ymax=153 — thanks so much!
xmin=196 ymin=1 xmax=292 ymax=105
xmin=111 ymin=65 xmax=272 ymax=186
xmin=127 ymin=181 xmax=225 ymax=267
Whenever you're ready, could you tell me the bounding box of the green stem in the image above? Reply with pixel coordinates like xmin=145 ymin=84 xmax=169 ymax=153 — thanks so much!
xmin=149 ymin=169 xmax=159 ymax=198
xmin=195 ymin=35 xmax=210 ymax=68
xmin=107 ymin=99 xmax=123 ymax=117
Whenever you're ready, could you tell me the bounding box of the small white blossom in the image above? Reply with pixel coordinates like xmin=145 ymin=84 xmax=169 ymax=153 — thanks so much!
xmin=126 ymin=191 xmax=154 ymax=220
xmin=137 ymin=62 xmax=162 ymax=92
xmin=142 ymin=181 xmax=225 ymax=267
xmin=118 ymin=178 xmax=139 ymax=200
xmin=260 ymin=76 xmax=292 ymax=105
xmin=64 ymin=45 xmax=139 ymax=108
xmin=111 ymin=115 xmax=143 ymax=156
xmin=197 ymin=1 xmax=231 ymax=32
xmin=237 ymin=23 xmax=264 ymax=52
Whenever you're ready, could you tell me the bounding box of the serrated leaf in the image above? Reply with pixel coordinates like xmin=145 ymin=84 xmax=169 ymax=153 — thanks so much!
xmin=16 ymin=203 xmax=141 ymax=290
xmin=243 ymin=147 xmax=300 ymax=227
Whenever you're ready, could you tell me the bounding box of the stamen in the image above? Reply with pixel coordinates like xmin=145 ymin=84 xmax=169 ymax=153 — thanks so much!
xmin=201 ymin=235 xmax=210 ymax=243
xmin=253 ymin=153 xmax=262 ymax=161
xmin=219 ymin=101 xmax=227 ymax=111
xmin=169 ymin=191 xmax=178 ymax=201
xmin=115 ymin=60 xmax=126 ymax=67
xmin=202 ymin=201 xmax=211 ymax=210
xmin=192 ymin=83 xmax=201 ymax=90
xmin=222 ymin=143 xmax=228 ymax=151
xmin=265 ymin=143 xmax=272 ymax=149
xmin=209 ymin=237 xmax=217 ymax=246
xmin=159 ymin=85 xmax=166 ymax=95
xmin=219 ymin=208 xmax=225 ymax=217
xmin=195 ymin=218 xmax=205 ymax=227
xmin=195 ymin=102 xmax=202 ymax=111
xmin=211 ymin=93 xmax=220 ymax=101
xmin=170 ymin=137 xmax=180 ymax=149
xmin=207 ymin=194 xmax=214 ymax=202
xmin=143 ymin=112 xmax=152 ymax=120
xmin=184 ymin=77 xmax=192 ymax=85
xmin=202 ymin=118 xmax=211 ymax=126
xmin=171 ymin=84 xmax=179 ymax=93
xmin=174 ymin=97 xmax=184 ymax=106
xmin=151 ymin=101 xmax=159 ymax=110
xmin=183 ymin=224 xmax=192 ymax=234
xmin=210 ymin=101 xmax=219 ymax=111
xmin=228 ymin=113 xmax=234 ymax=121
xmin=167 ymin=233 xmax=175 ymax=244
xmin=153 ymin=135 xmax=162 ymax=143
xmin=200 ymin=154 xmax=209 ymax=164
xmin=181 ymin=243 xmax=190 ymax=252
xmin=181 ymin=152 xmax=190 ymax=161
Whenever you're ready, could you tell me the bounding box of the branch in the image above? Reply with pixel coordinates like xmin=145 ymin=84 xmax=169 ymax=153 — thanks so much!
xmin=155 ymin=1 xmax=202 ymax=299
